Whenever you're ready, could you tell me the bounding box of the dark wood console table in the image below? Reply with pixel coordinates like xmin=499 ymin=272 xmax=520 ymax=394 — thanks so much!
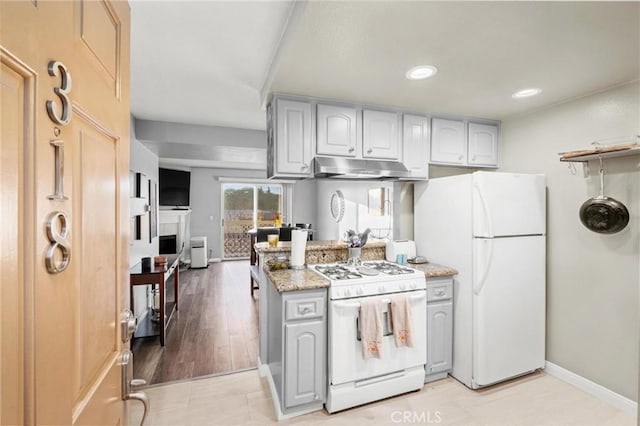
xmin=130 ymin=254 xmax=179 ymax=346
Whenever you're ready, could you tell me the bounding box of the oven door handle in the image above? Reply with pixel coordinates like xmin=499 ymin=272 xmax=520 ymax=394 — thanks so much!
xmin=333 ymin=292 xmax=426 ymax=309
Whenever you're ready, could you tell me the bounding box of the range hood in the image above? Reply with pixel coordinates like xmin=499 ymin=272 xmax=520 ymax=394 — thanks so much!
xmin=313 ymin=157 xmax=411 ymax=179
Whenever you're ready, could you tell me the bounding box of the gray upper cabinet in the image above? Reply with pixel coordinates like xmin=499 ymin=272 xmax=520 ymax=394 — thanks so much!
xmin=468 ymin=122 xmax=499 ymax=166
xmin=284 ymin=320 xmax=325 ymax=408
xmin=363 ymin=110 xmax=400 ymax=160
xmin=316 ymin=104 xmax=357 ymax=157
xmin=269 ymin=98 xmax=313 ymax=178
xmin=402 ymin=114 xmax=430 ymax=179
xmin=431 ymin=118 xmax=499 ymax=168
xmin=430 ymin=118 xmax=466 ymax=165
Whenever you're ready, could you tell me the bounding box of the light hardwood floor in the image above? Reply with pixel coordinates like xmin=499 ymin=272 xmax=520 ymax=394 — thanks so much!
xmin=132 ymin=261 xmax=258 ymax=385
xmin=128 ymin=370 xmax=635 ymax=425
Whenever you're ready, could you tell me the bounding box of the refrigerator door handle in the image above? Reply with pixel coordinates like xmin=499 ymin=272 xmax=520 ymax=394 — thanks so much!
xmin=473 ymin=238 xmax=493 ymax=295
xmin=473 ymin=182 xmax=493 ymax=238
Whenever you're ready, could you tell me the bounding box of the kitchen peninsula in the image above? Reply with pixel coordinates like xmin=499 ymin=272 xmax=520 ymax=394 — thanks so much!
xmin=254 ymin=240 xmax=457 ymax=419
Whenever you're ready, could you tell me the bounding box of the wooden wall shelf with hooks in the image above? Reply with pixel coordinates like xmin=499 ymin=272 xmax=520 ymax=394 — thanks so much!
xmin=558 ymin=136 xmax=640 ymax=163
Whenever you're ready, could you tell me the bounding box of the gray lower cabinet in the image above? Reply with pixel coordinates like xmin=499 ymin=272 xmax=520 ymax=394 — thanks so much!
xmin=264 ymin=281 xmax=326 ymax=418
xmin=284 ymin=320 xmax=325 ymax=407
xmin=425 ymin=277 xmax=453 ymax=382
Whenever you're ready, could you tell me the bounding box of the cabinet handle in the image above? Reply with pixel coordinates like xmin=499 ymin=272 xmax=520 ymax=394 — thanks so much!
xmin=301 ymin=164 xmax=309 ymax=171
xmin=348 ymin=147 xmax=355 ymax=153
xmin=314 ymin=393 xmax=320 ymax=401
xmin=458 ymin=155 xmax=463 ymax=160
xmin=367 ymin=148 xmax=373 ymax=154
xmin=436 ymin=290 xmax=445 ymax=297
xmin=299 ymin=306 xmax=312 ymax=315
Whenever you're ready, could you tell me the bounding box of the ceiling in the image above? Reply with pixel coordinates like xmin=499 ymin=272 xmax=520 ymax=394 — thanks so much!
xmin=130 ymin=0 xmax=294 ymax=131
xmin=269 ymin=1 xmax=640 ymax=120
xmin=130 ymin=1 xmax=640 ymax=167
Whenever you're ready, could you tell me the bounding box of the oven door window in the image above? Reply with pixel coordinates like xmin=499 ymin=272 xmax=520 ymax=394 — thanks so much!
xmin=356 ymin=311 xmax=393 ymax=341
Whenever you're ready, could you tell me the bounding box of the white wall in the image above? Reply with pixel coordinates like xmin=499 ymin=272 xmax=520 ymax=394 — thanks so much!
xmin=315 ymin=180 xmax=396 ymax=241
xmin=500 ymin=81 xmax=640 ymax=400
xmin=129 ymin=117 xmax=159 ymax=319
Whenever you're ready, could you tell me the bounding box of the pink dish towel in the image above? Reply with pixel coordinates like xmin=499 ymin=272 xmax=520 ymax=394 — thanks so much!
xmin=360 ymin=299 xmax=383 ymax=359
xmin=389 ymin=295 xmax=414 ymax=348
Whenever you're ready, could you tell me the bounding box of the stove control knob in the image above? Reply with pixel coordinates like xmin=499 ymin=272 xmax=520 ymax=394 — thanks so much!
xmin=344 ymin=288 xmax=352 ymax=297
xmin=378 ymin=285 xmax=386 ymax=292
xmin=356 ymin=287 xmax=364 ymax=295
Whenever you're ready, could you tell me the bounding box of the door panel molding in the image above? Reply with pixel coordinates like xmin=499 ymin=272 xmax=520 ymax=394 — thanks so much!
xmin=78 ymin=0 xmax=122 ymax=99
xmin=70 ymin=105 xmax=121 ymax=415
xmin=0 ymin=45 xmax=37 ymax=426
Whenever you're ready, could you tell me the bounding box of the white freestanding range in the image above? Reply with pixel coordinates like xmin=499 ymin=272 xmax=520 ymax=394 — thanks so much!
xmin=414 ymin=172 xmax=546 ymax=389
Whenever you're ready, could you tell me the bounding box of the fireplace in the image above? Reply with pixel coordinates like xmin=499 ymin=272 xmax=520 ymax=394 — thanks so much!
xmin=159 ymin=234 xmax=177 ymax=254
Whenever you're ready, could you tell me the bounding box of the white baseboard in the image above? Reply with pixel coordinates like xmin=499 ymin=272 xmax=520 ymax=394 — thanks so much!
xmin=544 ymin=361 xmax=637 ymax=415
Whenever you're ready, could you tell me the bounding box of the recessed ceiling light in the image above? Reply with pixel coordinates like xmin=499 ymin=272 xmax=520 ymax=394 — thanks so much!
xmin=512 ymin=88 xmax=542 ymax=98
xmin=406 ymin=65 xmax=438 ymax=80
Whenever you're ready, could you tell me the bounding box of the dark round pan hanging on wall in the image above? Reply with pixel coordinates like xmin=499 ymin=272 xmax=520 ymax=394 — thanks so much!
xmin=579 ymin=159 xmax=629 ymax=234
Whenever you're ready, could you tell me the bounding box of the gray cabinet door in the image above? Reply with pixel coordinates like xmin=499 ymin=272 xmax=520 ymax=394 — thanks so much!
xmin=468 ymin=122 xmax=499 ymax=166
xmin=363 ymin=109 xmax=399 ymax=159
xmin=316 ymin=104 xmax=358 ymax=157
xmin=431 ymin=118 xmax=466 ymax=164
xmin=403 ymin=114 xmax=429 ymax=179
xmin=426 ymin=301 xmax=453 ymax=375
xmin=275 ymin=99 xmax=313 ymax=177
xmin=284 ymin=320 xmax=325 ymax=408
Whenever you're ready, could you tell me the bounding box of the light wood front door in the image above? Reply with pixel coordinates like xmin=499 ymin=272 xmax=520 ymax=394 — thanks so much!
xmin=1 ymin=1 xmax=131 ymax=424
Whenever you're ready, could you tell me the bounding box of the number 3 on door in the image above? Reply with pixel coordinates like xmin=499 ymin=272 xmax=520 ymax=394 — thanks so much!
xmin=46 ymin=60 xmax=73 ymax=126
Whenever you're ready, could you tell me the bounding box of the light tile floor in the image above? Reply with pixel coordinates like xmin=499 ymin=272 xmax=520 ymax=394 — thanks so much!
xmin=128 ymin=370 xmax=635 ymax=425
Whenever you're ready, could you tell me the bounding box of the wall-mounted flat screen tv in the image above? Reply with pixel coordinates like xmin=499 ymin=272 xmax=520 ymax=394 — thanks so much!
xmin=159 ymin=168 xmax=190 ymax=207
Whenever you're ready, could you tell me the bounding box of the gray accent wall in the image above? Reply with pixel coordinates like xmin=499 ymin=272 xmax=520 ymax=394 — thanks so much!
xmin=129 ymin=121 xmax=160 ymax=266
xmin=189 ymin=168 xmax=265 ymax=260
xmin=129 ymin=117 xmax=160 ymax=319
xmin=188 ymin=170 xmax=318 ymax=260
xmin=292 ymin=179 xmax=318 ymax=226
xmin=499 ymin=81 xmax=640 ymax=401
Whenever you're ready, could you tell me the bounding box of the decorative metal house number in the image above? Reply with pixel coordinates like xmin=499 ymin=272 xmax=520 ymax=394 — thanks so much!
xmin=45 ymin=211 xmax=71 ymax=274
xmin=44 ymin=60 xmax=72 ymax=274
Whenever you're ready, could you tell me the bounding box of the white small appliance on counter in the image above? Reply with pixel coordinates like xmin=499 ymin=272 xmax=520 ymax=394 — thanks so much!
xmin=385 ymin=240 xmax=417 ymax=262
xmin=289 ymin=229 xmax=308 ymax=269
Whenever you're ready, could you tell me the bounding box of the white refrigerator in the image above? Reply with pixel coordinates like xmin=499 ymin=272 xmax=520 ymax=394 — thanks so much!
xmin=414 ymin=171 xmax=546 ymax=389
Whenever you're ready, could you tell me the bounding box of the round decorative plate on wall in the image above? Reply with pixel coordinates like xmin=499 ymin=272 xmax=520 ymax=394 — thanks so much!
xmin=330 ymin=190 xmax=345 ymax=223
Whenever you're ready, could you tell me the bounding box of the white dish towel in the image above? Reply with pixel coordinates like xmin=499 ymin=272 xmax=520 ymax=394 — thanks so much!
xmin=389 ymin=296 xmax=413 ymax=348
xmin=359 ymin=299 xmax=383 ymax=359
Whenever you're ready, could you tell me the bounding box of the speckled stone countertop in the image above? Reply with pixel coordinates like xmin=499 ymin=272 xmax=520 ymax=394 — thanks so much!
xmin=264 ymin=268 xmax=330 ymax=292
xmin=257 ymin=239 xmax=456 ymax=292
xmin=411 ymin=262 xmax=458 ymax=278
xmin=255 ymin=240 xmax=386 ymax=264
